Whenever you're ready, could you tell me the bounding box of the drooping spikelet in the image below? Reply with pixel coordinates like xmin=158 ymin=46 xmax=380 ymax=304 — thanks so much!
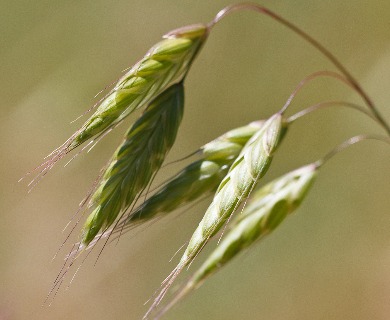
xmin=70 ymin=24 xmax=208 ymax=149
xmin=157 ymin=164 xmax=318 ymax=317
xmin=81 ymin=82 xmax=184 ymax=246
xmin=144 ymin=113 xmax=287 ymax=318
xmin=29 ymin=23 xmax=208 ymax=184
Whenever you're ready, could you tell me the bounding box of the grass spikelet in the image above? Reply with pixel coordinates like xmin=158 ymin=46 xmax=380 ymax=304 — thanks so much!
xmin=157 ymin=164 xmax=317 ymax=317
xmin=144 ymin=112 xmax=287 ymax=318
xmin=81 ymin=82 xmax=185 ymax=246
xmin=71 ymin=23 xmax=208 ymax=148
xmin=27 ymin=23 xmax=208 ymax=185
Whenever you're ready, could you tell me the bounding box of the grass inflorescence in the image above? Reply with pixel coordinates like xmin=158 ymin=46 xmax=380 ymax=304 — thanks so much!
xmin=24 ymin=2 xmax=390 ymax=318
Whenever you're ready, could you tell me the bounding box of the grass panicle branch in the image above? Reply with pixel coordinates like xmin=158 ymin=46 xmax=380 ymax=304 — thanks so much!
xmin=209 ymin=2 xmax=390 ymax=135
xmin=156 ymin=164 xmax=318 ymax=318
xmin=144 ymin=113 xmax=287 ymax=318
xmin=24 ymin=23 xmax=208 ymax=187
xmin=286 ymin=101 xmax=377 ymax=124
xmin=315 ymin=134 xmax=390 ymax=167
xmin=81 ymin=82 xmax=185 ymax=246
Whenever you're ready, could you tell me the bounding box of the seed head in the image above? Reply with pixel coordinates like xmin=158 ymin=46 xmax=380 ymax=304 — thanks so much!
xmin=81 ymin=83 xmax=185 ymax=246
xmin=27 ymin=24 xmax=208 ymax=187
xmin=156 ymin=164 xmax=317 ymax=318
xmin=72 ymin=24 xmax=208 ymax=149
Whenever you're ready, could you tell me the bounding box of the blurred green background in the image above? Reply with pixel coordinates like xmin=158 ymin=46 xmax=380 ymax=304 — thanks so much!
xmin=2 ymin=1 xmax=390 ymax=319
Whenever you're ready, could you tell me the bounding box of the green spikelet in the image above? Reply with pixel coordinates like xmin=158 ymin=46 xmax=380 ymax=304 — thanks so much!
xmin=81 ymin=83 xmax=184 ymax=246
xmin=33 ymin=24 xmax=208 ymax=185
xmin=144 ymin=113 xmax=287 ymax=318
xmin=70 ymin=24 xmax=207 ymax=149
xmin=157 ymin=164 xmax=318 ymax=317
xmin=179 ymin=113 xmax=285 ymax=266
xmin=193 ymin=164 xmax=317 ymax=281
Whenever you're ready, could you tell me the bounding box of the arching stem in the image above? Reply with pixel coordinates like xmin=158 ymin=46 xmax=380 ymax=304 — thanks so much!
xmin=209 ymin=2 xmax=390 ymax=135
xmin=315 ymin=134 xmax=390 ymax=168
xmin=287 ymin=101 xmax=377 ymax=124
xmin=279 ymin=70 xmax=355 ymax=115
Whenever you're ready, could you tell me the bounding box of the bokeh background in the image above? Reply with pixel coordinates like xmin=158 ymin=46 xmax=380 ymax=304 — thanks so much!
xmin=2 ymin=1 xmax=390 ymax=319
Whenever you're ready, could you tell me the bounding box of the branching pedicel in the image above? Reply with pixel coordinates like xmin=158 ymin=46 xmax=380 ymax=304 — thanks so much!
xmin=22 ymin=2 xmax=390 ymax=319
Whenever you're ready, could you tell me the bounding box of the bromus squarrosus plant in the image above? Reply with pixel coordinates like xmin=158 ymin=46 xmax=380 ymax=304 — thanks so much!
xmin=22 ymin=2 xmax=390 ymax=318
xmin=49 ymin=67 xmax=369 ymax=301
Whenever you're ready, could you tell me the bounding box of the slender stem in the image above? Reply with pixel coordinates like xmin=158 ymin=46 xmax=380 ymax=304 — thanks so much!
xmin=277 ymin=71 xmax=382 ymax=128
xmin=315 ymin=134 xmax=390 ymax=168
xmin=279 ymin=70 xmax=355 ymax=114
xmin=209 ymin=2 xmax=390 ymax=135
xmin=287 ymin=100 xmax=378 ymax=124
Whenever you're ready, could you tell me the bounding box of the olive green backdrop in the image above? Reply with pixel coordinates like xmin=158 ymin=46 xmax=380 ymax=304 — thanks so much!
xmin=1 ymin=1 xmax=390 ymax=319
